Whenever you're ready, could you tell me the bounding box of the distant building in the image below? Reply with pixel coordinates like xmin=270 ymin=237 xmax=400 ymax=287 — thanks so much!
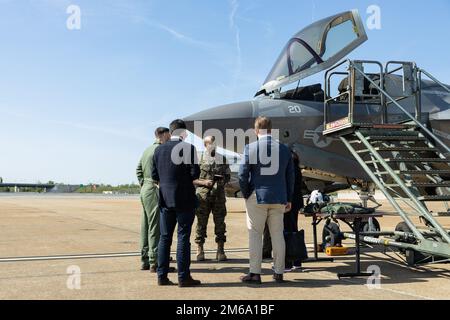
xmin=49 ymin=184 xmax=79 ymax=193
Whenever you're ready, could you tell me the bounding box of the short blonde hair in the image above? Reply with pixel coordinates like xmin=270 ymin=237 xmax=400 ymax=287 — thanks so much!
xmin=254 ymin=116 xmax=272 ymax=132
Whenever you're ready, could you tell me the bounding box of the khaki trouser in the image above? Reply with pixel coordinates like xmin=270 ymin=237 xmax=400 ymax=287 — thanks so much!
xmin=245 ymin=193 xmax=285 ymax=275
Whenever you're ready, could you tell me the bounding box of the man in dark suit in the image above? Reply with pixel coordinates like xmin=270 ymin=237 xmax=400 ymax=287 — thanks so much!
xmin=238 ymin=116 xmax=294 ymax=284
xmin=284 ymin=149 xmax=305 ymax=270
xmin=152 ymin=119 xmax=201 ymax=287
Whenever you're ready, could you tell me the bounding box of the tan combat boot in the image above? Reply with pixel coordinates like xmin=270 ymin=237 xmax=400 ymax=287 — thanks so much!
xmin=216 ymin=241 xmax=227 ymax=261
xmin=196 ymin=243 xmax=205 ymax=261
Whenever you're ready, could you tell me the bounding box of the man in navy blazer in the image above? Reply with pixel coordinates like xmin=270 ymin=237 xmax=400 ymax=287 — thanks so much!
xmin=152 ymin=119 xmax=202 ymax=287
xmin=239 ymin=116 xmax=294 ymax=284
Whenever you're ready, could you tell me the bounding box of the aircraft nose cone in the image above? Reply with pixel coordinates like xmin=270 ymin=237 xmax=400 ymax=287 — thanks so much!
xmin=184 ymin=101 xmax=254 ymax=133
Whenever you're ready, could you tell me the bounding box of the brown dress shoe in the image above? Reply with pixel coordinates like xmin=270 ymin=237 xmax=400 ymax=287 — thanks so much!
xmin=240 ymin=273 xmax=262 ymax=284
xmin=178 ymin=276 xmax=202 ymax=287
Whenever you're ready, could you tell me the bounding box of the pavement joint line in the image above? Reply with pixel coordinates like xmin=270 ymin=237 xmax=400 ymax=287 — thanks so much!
xmin=0 ymin=248 xmax=251 ymax=263
xmin=0 ymin=247 xmax=357 ymax=263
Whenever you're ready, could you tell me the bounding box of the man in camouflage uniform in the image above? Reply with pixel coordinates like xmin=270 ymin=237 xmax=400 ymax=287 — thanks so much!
xmin=136 ymin=127 xmax=170 ymax=272
xmin=195 ymin=136 xmax=231 ymax=262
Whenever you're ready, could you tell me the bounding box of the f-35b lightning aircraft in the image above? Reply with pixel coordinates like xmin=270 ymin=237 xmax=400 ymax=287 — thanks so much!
xmin=185 ymin=9 xmax=450 ymax=265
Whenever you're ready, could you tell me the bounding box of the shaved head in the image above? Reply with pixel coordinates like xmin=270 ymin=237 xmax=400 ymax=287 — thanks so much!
xmin=203 ymin=136 xmax=215 ymax=146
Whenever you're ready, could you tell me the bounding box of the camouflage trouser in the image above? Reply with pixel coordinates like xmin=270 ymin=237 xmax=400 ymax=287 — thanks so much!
xmin=195 ymin=195 xmax=227 ymax=244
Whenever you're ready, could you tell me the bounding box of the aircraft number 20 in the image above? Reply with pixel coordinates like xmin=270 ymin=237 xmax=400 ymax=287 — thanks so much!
xmin=288 ymin=105 xmax=302 ymax=113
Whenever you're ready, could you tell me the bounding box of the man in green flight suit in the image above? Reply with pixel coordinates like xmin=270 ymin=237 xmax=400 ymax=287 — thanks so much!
xmin=195 ymin=136 xmax=231 ymax=262
xmin=136 ymin=127 xmax=171 ymax=272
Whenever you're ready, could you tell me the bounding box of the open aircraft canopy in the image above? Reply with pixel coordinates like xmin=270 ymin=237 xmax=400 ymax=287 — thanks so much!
xmin=259 ymin=9 xmax=367 ymax=95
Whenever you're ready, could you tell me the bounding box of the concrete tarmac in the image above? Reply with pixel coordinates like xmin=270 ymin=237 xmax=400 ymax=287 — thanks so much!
xmin=0 ymin=194 xmax=449 ymax=300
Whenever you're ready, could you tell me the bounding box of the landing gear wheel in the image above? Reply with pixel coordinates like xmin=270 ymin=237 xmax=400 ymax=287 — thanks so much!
xmin=394 ymin=222 xmax=428 ymax=266
xmin=394 ymin=222 xmax=416 ymax=245
xmin=322 ymin=221 xmax=342 ymax=251
xmin=360 ymin=218 xmax=381 ymax=237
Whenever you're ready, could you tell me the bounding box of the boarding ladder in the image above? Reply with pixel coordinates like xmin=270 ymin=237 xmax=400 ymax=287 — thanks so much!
xmin=323 ymin=60 xmax=450 ymax=264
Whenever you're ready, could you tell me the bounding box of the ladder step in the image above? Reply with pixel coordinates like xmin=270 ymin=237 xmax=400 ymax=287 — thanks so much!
xmin=374 ymin=147 xmax=438 ymax=152
xmin=372 ymin=124 xmax=417 ymax=130
xmin=365 ymin=158 xmax=450 ymax=163
xmin=358 ymin=124 xmax=417 ymax=130
xmin=398 ymin=170 xmax=450 ymax=175
xmin=384 ymin=158 xmax=450 ymax=163
xmin=411 ymin=182 xmax=450 ymax=188
xmin=360 ymin=130 xmax=419 ymax=137
xmin=367 ymin=136 xmax=425 ymax=141
xmin=386 ymin=182 xmax=450 ymax=188
xmin=418 ymin=195 xmax=450 ymax=201
xmin=386 ymin=158 xmax=450 ymax=163
xmin=433 ymin=211 xmax=450 ymax=217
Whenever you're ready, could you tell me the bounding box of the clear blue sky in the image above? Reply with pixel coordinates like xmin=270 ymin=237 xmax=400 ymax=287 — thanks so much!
xmin=1 ymin=0 xmax=449 ymax=185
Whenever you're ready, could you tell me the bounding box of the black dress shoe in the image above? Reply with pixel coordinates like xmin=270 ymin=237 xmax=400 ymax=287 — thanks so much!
xmin=240 ymin=273 xmax=262 ymax=284
xmin=273 ymin=273 xmax=284 ymax=283
xmin=178 ymin=276 xmax=201 ymax=287
xmin=158 ymin=277 xmax=175 ymax=286
xmin=141 ymin=264 xmax=150 ymax=271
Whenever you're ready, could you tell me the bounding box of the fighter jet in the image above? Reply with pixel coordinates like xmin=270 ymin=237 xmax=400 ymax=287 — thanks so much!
xmin=184 ymin=9 xmax=450 ymax=196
